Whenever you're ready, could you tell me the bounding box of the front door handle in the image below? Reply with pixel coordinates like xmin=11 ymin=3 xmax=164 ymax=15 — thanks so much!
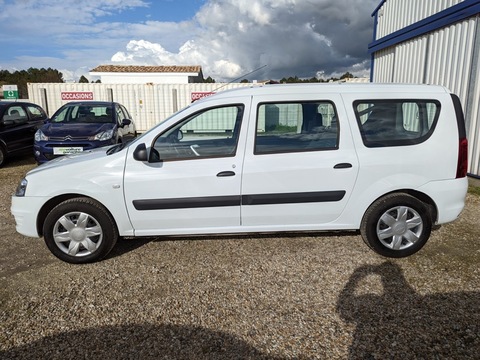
xmin=217 ymin=171 xmax=236 ymax=177
xmin=334 ymin=163 xmax=353 ymax=169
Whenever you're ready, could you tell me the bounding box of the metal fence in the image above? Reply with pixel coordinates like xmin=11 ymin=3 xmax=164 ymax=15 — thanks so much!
xmin=27 ymin=82 xmax=255 ymax=132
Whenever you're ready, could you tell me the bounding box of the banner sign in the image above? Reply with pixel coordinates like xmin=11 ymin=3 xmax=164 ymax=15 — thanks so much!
xmin=3 ymin=85 xmax=18 ymax=99
xmin=61 ymin=92 xmax=94 ymax=101
xmin=191 ymin=92 xmax=215 ymax=102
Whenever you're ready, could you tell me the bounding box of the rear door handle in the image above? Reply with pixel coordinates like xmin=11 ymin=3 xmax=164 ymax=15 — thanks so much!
xmin=217 ymin=171 xmax=236 ymax=177
xmin=334 ymin=163 xmax=353 ymax=169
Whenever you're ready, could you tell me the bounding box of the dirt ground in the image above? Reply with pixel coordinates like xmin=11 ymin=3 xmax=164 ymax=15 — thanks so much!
xmin=1 ymin=153 xmax=479 ymax=277
xmin=1 ymin=153 xmax=479 ymax=359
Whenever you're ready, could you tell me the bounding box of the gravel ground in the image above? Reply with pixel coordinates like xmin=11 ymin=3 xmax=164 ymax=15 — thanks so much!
xmin=0 ymin=154 xmax=479 ymax=359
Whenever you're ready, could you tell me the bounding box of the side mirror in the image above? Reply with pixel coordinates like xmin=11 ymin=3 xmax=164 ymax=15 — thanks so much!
xmin=121 ymin=119 xmax=132 ymax=127
xmin=176 ymin=129 xmax=183 ymax=141
xmin=133 ymin=143 xmax=148 ymax=161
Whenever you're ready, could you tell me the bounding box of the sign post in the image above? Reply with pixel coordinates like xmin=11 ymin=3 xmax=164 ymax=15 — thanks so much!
xmin=2 ymin=85 xmax=19 ymax=100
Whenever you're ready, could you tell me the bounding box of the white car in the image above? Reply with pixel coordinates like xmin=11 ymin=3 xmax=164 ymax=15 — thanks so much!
xmin=11 ymin=84 xmax=468 ymax=263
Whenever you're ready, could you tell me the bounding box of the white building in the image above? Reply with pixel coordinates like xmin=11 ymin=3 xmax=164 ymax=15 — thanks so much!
xmin=89 ymin=65 xmax=204 ymax=84
xmin=369 ymin=0 xmax=480 ymax=177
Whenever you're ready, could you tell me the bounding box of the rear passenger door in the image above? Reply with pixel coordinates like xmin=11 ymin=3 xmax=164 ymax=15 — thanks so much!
xmin=241 ymin=94 xmax=359 ymax=227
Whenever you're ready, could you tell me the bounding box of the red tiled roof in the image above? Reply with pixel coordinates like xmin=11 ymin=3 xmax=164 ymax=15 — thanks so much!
xmin=90 ymin=65 xmax=202 ymax=73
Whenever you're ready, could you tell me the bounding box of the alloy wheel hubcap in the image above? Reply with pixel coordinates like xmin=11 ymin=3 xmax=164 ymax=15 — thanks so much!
xmin=376 ymin=206 xmax=423 ymax=250
xmin=53 ymin=211 xmax=103 ymax=257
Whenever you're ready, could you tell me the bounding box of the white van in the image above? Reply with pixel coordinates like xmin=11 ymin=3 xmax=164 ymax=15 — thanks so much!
xmin=11 ymin=84 xmax=468 ymax=263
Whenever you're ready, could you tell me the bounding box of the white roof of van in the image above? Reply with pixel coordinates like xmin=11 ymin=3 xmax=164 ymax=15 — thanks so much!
xmin=201 ymin=83 xmax=450 ymax=102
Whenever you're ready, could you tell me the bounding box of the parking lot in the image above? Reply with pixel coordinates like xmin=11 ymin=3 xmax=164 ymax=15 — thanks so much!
xmin=1 ymin=154 xmax=479 ymax=359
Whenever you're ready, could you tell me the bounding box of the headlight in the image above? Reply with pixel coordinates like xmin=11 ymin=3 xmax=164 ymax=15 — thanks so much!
xmin=35 ymin=129 xmax=48 ymax=141
xmin=15 ymin=178 xmax=28 ymax=197
xmin=90 ymin=129 xmax=114 ymax=141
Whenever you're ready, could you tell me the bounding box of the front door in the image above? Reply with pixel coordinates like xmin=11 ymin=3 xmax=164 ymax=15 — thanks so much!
xmin=123 ymin=99 xmax=250 ymax=235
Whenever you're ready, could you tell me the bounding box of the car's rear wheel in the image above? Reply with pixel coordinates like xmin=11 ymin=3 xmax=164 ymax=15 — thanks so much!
xmin=43 ymin=197 xmax=118 ymax=263
xmin=360 ymin=193 xmax=432 ymax=258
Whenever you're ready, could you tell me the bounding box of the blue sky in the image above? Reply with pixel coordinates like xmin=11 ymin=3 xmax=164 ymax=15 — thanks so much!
xmin=105 ymin=0 xmax=205 ymax=22
xmin=0 ymin=0 xmax=378 ymax=82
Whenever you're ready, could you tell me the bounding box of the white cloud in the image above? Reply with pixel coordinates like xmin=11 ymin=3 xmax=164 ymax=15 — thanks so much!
xmin=109 ymin=0 xmax=378 ymax=81
xmin=0 ymin=0 xmax=378 ymax=81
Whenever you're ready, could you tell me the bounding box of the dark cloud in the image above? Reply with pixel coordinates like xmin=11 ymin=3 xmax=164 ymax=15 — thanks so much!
xmin=0 ymin=0 xmax=378 ymax=81
xmin=114 ymin=0 xmax=378 ymax=80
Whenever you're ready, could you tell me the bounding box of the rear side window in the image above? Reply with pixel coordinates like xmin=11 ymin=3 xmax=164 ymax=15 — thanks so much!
xmin=3 ymin=106 xmax=28 ymax=124
xmin=354 ymin=100 xmax=440 ymax=147
xmin=255 ymin=101 xmax=338 ymax=154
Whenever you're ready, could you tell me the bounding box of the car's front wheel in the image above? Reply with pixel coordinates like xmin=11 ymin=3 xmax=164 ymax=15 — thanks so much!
xmin=0 ymin=146 xmax=6 ymax=167
xmin=43 ymin=197 xmax=118 ymax=264
xmin=360 ymin=193 xmax=432 ymax=258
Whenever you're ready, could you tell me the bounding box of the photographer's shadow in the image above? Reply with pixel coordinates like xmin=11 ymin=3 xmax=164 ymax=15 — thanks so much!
xmin=337 ymin=262 xmax=480 ymax=359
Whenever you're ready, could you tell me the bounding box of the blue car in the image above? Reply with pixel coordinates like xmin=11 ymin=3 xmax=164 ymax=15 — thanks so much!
xmin=34 ymin=101 xmax=136 ymax=164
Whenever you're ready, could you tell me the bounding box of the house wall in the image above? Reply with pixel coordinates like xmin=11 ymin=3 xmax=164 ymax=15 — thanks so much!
xmin=92 ymin=73 xmax=198 ymax=84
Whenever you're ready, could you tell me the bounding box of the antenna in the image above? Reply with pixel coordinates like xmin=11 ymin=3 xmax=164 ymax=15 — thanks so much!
xmin=213 ymin=64 xmax=267 ymax=92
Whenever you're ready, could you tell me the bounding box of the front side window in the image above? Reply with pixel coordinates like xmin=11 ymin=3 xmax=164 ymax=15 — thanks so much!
xmin=151 ymin=105 xmax=244 ymax=161
xmin=255 ymin=101 xmax=338 ymax=154
xmin=27 ymin=105 xmax=47 ymax=121
xmin=116 ymin=106 xmax=126 ymax=124
xmin=120 ymin=105 xmax=132 ymax=120
xmin=354 ymin=100 xmax=440 ymax=147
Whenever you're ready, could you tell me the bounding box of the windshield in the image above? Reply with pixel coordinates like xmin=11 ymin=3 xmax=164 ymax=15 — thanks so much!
xmin=51 ymin=104 xmax=114 ymax=124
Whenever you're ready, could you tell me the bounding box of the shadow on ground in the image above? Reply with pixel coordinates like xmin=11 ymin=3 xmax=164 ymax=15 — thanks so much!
xmin=0 ymin=323 xmax=279 ymax=360
xmin=337 ymin=262 xmax=480 ymax=359
xmin=3 ymin=262 xmax=479 ymax=359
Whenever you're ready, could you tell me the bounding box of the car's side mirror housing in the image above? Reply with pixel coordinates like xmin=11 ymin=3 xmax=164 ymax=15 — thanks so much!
xmin=121 ymin=119 xmax=132 ymax=127
xmin=133 ymin=143 xmax=148 ymax=161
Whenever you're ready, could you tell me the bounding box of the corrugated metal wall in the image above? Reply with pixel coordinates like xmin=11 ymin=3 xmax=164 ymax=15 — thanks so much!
xmin=394 ymin=36 xmax=429 ymax=83
xmin=27 ymin=83 xmax=254 ymax=132
xmin=375 ymin=0 xmax=465 ymax=39
xmin=425 ymin=19 xmax=477 ymax=103
xmin=372 ymin=1 xmax=480 ymax=176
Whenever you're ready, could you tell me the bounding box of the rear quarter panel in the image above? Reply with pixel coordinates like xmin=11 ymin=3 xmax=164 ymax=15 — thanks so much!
xmin=337 ymin=90 xmax=462 ymax=227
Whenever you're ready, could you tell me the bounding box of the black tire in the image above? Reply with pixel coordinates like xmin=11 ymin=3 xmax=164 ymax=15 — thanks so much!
xmin=360 ymin=193 xmax=432 ymax=258
xmin=43 ymin=197 xmax=118 ymax=264
xmin=0 ymin=146 xmax=6 ymax=167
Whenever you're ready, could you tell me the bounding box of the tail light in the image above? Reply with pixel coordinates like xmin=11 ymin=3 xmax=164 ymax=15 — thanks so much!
xmin=456 ymin=137 xmax=468 ymax=178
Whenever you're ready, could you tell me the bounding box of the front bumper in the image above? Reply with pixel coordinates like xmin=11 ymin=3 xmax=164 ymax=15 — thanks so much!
xmin=34 ymin=139 xmax=115 ymax=163
xmin=11 ymin=195 xmax=47 ymax=238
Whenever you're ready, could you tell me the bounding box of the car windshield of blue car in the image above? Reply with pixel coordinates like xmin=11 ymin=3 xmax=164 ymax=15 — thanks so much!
xmin=51 ymin=105 xmax=115 ymax=124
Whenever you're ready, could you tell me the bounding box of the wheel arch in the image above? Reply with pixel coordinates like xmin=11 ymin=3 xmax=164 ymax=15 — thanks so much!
xmin=362 ymin=189 xmax=438 ymax=225
xmin=36 ymin=193 xmax=119 ymax=236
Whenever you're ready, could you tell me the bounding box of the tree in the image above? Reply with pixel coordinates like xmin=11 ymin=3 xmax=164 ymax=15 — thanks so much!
xmin=340 ymin=72 xmax=354 ymax=80
xmin=0 ymin=67 xmax=64 ymax=98
xmin=79 ymin=75 xmax=89 ymax=83
xmin=203 ymin=76 xmax=216 ymax=83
